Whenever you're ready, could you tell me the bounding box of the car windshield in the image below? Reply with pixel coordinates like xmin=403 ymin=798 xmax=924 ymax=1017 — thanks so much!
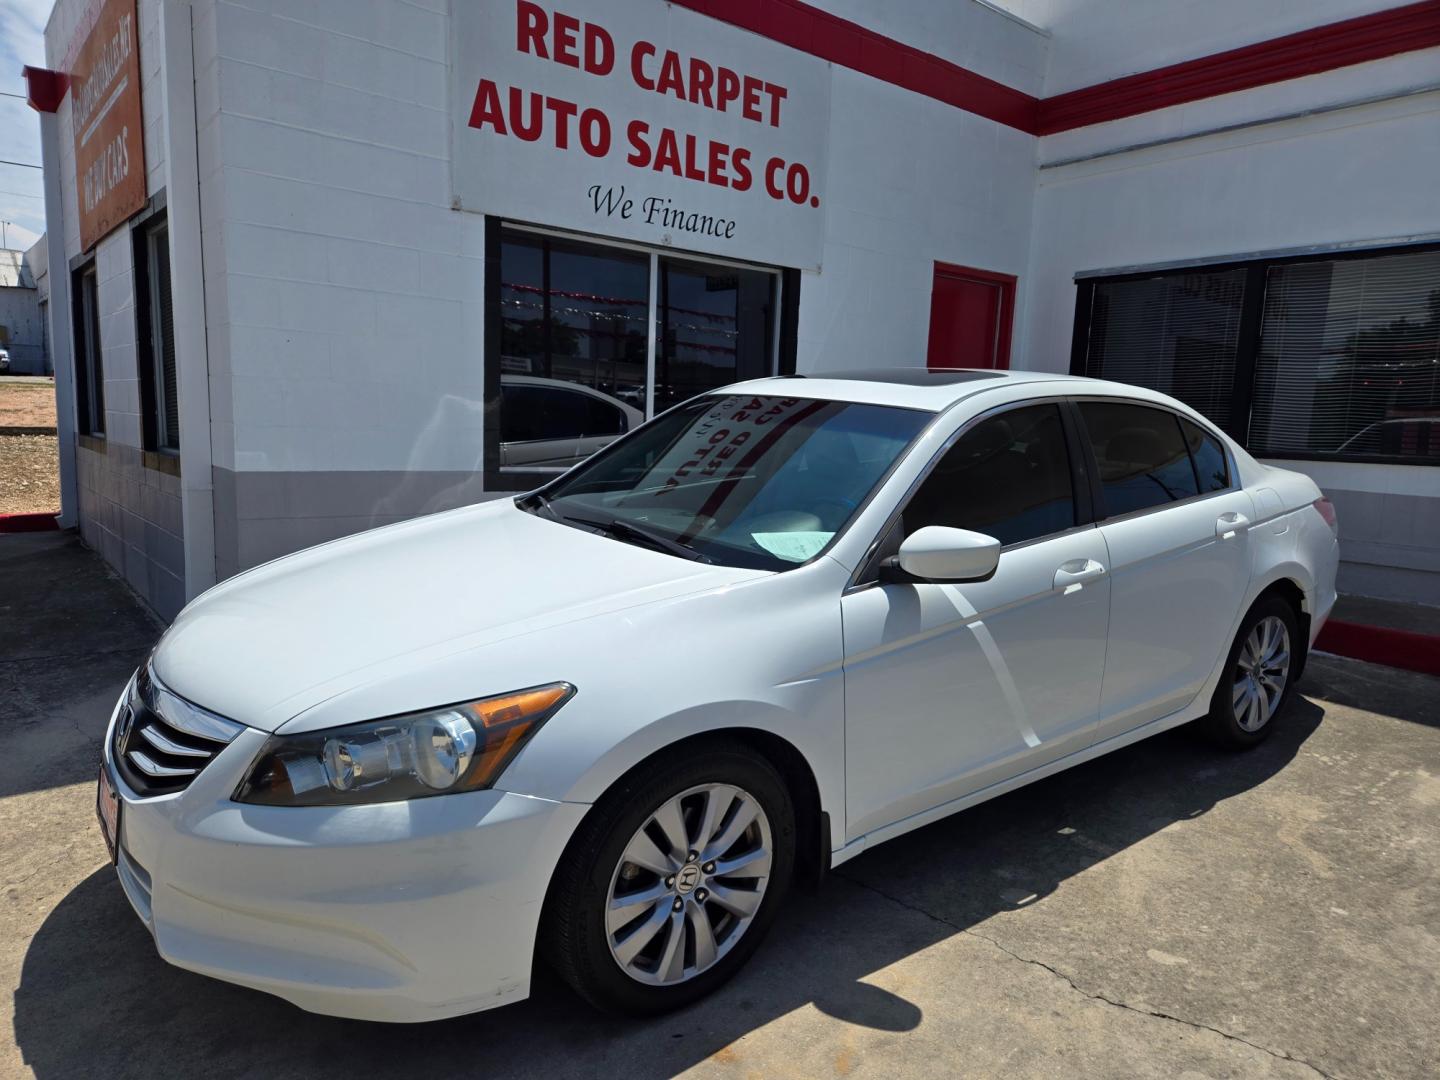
xmin=522 ymin=393 xmax=931 ymax=571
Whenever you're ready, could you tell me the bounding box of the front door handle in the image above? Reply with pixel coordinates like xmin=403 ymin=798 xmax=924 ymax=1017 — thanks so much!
xmin=1054 ymin=558 xmax=1107 ymax=591
xmin=1216 ymin=511 xmax=1250 ymax=539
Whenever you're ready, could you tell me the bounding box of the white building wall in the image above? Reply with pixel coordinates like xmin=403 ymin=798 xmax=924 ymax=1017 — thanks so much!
xmin=199 ymin=0 xmax=1046 ymax=569
xmin=1023 ymin=71 xmax=1440 ymax=602
xmin=44 ymin=0 xmax=190 ymax=617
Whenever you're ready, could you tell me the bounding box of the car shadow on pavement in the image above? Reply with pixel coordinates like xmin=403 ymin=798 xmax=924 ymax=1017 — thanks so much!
xmin=14 ymin=698 xmax=1322 ymax=1080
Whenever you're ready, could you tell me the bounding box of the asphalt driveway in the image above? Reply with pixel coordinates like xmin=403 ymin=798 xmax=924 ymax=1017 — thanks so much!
xmin=2 ymin=531 xmax=1437 ymax=1079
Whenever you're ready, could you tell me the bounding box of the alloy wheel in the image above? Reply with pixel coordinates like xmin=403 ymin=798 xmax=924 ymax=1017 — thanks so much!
xmin=605 ymin=783 xmax=773 ymax=986
xmin=1232 ymin=614 xmax=1291 ymax=732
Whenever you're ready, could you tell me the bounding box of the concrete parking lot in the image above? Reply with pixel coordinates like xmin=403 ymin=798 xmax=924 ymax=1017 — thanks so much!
xmin=2 ymin=530 xmax=1437 ymax=1080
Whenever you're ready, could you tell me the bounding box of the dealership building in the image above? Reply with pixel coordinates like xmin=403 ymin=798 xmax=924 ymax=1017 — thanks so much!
xmin=24 ymin=0 xmax=1440 ymax=618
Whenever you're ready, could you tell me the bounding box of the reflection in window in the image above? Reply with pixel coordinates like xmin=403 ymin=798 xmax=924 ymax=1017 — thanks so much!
xmin=904 ymin=405 xmax=1076 ymax=546
xmin=1084 ymin=270 xmax=1245 ymax=431
xmin=1180 ymin=417 xmax=1229 ymax=492
xmin=1251 ymin=250 xmax=1440 ymax=460
xmin=498 ymin=231 xmax=649 ymax=469
xmin=1081 ymin=402 xmax=1199 ymax=516
xmin=656 ymin=258 xmax=774 ymax=413
xmin=538 ymin=395 xmax=927 ymax=571
xmin=496 ymin=231 xmax=779 ymax=472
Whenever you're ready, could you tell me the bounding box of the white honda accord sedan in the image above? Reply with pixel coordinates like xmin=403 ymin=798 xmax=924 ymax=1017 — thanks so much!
xmin=97 ymin=369 xmax=1339 ymax=1021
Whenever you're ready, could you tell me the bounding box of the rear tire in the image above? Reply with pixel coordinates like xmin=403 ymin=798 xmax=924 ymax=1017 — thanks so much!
xmin=541 ymin=739 xmax=795 ymax=1015
xmin=1202 ymin=596 xmax=1300 ymax=749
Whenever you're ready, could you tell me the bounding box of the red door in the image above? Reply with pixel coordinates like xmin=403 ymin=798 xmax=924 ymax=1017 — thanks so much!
xmin=926 ymin=263 xmax=1016 ymax=370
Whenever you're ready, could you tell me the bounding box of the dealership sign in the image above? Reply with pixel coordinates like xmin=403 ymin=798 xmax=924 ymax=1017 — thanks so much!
xmin=69 ymin=0 xmax=147 ymax=252
xmin=452 ymin=0 xmax=832 ymax=269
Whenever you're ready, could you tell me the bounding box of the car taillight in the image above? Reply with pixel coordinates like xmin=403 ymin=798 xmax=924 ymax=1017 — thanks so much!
xmin=1314 ymin=496 xmax=1338 ymax=532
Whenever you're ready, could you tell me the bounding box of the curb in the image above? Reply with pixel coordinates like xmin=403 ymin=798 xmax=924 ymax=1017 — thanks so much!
xmin=0 ymin=512 xmax=60 ymax=534
xmin=1315 ymin=618 xmax=1440 ymax=678
xmin=0 ymin=427 xmax=58 ymax=436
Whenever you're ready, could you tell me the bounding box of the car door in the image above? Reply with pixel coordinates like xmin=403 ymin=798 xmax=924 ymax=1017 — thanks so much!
xmin=841 ymin=401 xmax=1111 ymax=839
xmin=1075 ymin=400 xmax=1255 ymax=740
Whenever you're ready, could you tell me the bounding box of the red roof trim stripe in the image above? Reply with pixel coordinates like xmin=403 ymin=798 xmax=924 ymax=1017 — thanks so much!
xmin=668 ymin=0 xmax=1440 ymax=137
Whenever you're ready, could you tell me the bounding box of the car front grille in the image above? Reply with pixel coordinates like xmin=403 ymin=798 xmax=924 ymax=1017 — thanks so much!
xmin=113 ymin=667 xmax=245 ymax=797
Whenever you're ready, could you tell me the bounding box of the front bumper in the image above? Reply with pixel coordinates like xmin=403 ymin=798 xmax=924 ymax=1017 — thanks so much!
xmin=101 ymin=695 xmax=588 ymax=1022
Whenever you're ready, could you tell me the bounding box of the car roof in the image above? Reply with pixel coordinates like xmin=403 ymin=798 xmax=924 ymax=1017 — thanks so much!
xmin=723 ymin=368 xmax=1110 ymax=412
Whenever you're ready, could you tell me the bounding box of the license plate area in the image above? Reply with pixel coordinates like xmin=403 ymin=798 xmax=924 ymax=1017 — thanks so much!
xmin=97 ymin=765 xmax=121 ymax=864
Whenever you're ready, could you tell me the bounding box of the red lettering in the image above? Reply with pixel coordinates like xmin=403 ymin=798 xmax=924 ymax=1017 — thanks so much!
xmin=654 ymin=128 xmax=681 ymax=175
xmin=764 ymin=156 xmax=785 ymax=199
xmin=467 ymin=79 xmax=506 ymax=133
xmin=631 ymin=41 xmax=656 ymax=89
xmin=552 ymin=11 xmax=580 ymax=67
xmin=656 ymin=50 xmax=684 ymax=97
xmin=786 ymin=162 xmax=810 ymax=203
xmin=546 ymin=96 xmax=577 ymax=148
xmin=683 ymin=133 xmax=705 ymax=182
xmin=688 ymin=58 xmax=714 ymax=108
xmin=765 ymin=82 xmax=787 ymax=127
xmin=585 ymin=23 xmax=615 ymax=75
xmin=579 ymin=108 xmax=610 ymax=157
xmin=741 ymin=75 xmax=764 ymax=122
xmin=730 ymin=148 xmax=752 ymax=191
xmin=516 ymin=0 xmax=548 ymax=57
xmin=625 ymin=119 xmax=652 ymax=166
xmin=508 ymin=86 xmax=543 ymax=141
xmin=707 ymin=140 xmax=730 ymax=186
xmin=716 ymin=67 xmax=740 ymax=111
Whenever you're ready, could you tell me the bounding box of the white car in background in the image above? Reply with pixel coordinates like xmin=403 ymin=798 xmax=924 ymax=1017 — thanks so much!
xmin=97 ymin=369 xmax=1339 ymax=1022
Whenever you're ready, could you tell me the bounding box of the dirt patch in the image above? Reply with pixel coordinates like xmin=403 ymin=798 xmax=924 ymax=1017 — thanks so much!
xmin=0 ymin=434 xmax=60 ymax=514
xmin=0 ymin=381 xmax=58 ymax=430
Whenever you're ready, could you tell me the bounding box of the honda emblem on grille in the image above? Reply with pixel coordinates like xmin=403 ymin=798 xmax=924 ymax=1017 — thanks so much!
xmin=114 ymin=705 xmax=134 ymax=756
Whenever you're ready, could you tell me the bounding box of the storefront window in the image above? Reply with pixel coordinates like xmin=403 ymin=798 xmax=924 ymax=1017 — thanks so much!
xmin=1072 ymin=245 xmax=1440 ymax=465
xmin=1085 ymin=270 xmax=1245 ymax=432
xmin=656 ymin=258 xmax=775 ymax=413
xmin=1251 ymin=250 xmax=1440 ymax=460
xmin=495 ymin=227 xmax=779 ymax=474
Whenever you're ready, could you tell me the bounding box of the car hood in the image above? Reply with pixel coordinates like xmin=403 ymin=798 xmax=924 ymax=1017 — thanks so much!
xmin=153 ymin=500 xmax=767 ymax=732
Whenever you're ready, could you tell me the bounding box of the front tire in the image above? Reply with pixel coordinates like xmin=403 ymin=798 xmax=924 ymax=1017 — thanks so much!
xmin=1202 ymin=596 xmax=1299 ymax=748
xmin=541 ymin=739 xmax=795 ymax=1015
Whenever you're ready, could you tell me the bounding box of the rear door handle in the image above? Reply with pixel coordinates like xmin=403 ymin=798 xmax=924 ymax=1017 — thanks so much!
xmin=1216 ymin=511 xmax=1250 ymax=539
xmin=1054 ymin=558 xmax=1107 ymax=591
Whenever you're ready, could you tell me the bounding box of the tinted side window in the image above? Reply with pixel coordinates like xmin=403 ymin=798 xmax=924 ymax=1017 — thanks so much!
xmin=1180 ymin=417 xmax=1229 ymax=493
xmin=905 ymin=404 xmax=1076 ymax=546
xmin=1081 ymin=401 xmax=1199 ymax=516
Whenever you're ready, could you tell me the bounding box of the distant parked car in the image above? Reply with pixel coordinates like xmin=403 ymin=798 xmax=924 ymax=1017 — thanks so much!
xmin=1336 ymin=417 xmax=1439 ymax=458
xmin=0 ymin=347 xmax=10 ymax=372
xmin=499 ymin=374 xmax=644 ymax=468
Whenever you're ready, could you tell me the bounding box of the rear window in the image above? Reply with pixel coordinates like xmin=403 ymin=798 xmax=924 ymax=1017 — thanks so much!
xmin=1080 ymin=401 xmax=1199 ymax=516
xmin=1180 ymin=417 xmax=1230 ymax=493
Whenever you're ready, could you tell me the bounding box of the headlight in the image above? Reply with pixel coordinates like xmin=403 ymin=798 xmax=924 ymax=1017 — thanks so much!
xmin=235 ymin=683 xmax=575 ymax=806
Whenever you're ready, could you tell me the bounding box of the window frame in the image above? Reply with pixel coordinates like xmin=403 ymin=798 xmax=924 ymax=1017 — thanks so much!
xmin=132 ymin=197 xmax=180 ymax=463
xmin=1067 ymin=395 xmax=1240 ymax=527
xmin=70 ymin=256 xmax=104 ymax=439
xmin=1069 ymin=240 xmax=1440 ymax=467
xmin=848 ymin=395 xmax=1099 ymax=592
xmin=482 ymin=216 xmax=801 ymax=491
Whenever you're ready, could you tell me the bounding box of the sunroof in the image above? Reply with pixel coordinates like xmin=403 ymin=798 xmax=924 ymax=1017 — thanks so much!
xmin=784 ymin=368 xmax=1007 ymax=386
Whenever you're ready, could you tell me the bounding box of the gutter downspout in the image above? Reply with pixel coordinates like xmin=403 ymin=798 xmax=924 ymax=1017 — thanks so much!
xmin=24 ymin=68 xmax=77 ymax=528
xmin=158 ymin=0 xmax=217 ymax=600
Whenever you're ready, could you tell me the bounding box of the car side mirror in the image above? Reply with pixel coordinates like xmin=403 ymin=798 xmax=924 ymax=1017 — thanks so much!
xmin=886 ymin=526 xmax=1001 ymax=583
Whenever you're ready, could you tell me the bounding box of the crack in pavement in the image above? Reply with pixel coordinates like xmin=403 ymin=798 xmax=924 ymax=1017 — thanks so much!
xmin=834 ymin=870 xmax=1338 ymax=1080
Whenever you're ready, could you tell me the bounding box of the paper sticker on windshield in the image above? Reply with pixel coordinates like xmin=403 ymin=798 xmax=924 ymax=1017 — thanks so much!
xmin=751 ymin=531 xmax=833 ymax=563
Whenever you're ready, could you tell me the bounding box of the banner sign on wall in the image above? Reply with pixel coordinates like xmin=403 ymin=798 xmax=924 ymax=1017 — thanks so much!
xmin=452 ymin=0 xmax=832 ymax=270
xmin=69 ymin=0 xmax=147 ymax=252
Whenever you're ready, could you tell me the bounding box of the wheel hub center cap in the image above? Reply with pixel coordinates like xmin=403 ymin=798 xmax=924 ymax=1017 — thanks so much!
xmin=675 ymin=864 xmax=702 ymax=894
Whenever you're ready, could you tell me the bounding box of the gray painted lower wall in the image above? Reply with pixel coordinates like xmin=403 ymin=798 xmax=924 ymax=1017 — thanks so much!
xmin=212 ymin=468 xmax=511 ymax=580
xmin=1325 ymin=487 xmax=1440 ymax=607
xmin=76 ymin=443 xmax=186 ymax=619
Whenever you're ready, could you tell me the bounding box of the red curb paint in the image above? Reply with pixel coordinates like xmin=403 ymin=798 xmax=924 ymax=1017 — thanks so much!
xmin=0 ymin=512 xmax=60 ymax=534
xmin=1315 ymin=618 xmax=1440 ymax=678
